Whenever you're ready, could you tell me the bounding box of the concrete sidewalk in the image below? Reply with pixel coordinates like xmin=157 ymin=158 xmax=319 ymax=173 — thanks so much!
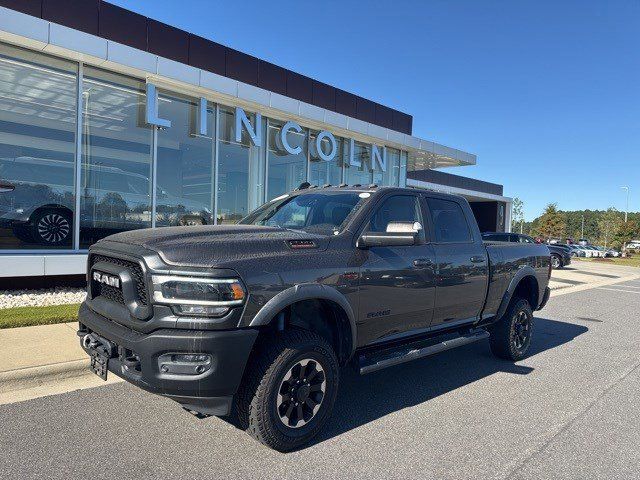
xmin=0 ymin=322 xmax=121 ymax=404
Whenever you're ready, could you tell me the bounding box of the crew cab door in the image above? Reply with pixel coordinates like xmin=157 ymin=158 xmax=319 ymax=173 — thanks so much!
xmin=356 ymin=194 xmax=436 ymax=346
xmin=424 ymin=196 xmax=489 ymax=327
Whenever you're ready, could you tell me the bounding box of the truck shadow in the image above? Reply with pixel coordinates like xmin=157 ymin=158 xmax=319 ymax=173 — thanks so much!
xmin=311 ymin=317 xmax=587 ymax=447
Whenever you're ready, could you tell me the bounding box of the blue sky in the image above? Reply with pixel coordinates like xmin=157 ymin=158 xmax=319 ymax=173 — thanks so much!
xmin=112 ymin=0 xmax=639 ymax=220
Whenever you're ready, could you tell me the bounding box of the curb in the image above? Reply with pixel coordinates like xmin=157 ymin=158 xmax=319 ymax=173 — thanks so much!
xmin=0 ymin=359 xmax=90 ymax=394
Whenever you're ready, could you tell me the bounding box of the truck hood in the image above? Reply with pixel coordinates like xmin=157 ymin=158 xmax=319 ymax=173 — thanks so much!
xmin=102 ymin=225 xmax=331 ymax=267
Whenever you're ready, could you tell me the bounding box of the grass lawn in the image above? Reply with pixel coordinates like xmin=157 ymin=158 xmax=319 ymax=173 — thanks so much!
xmin=575 ymin=257 xmax=640 ymax=268
xmin=0 ymin=303 xmax=80 ymax=329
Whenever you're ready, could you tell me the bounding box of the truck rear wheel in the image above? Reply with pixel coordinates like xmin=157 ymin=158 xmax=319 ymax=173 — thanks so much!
xmin=235 ymin=328 xmax=339 ymax=452
xmin=489 ymin=297 xmax=534 ymax=361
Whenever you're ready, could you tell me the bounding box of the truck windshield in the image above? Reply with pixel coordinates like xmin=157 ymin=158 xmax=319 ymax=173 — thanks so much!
xmin=240 ymin=191 xmax=368 ymax=235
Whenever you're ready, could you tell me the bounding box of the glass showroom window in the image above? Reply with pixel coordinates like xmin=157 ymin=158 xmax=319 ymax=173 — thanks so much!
xmin=308 ymin=131 xmax=343 ymax=187
xmin=372 ymin=147 xmax=400 ymax=186
xmin=217 ymin=107 xmax=264 ymax=224
xmin=156 ymin=92 xmax=214 ymax=227
xmin=344 ymin=141 xmax=373 ymax=186
xmin=79 ymin=67 xmax=153 ymax=247
xmin=266 ymin=120 xmax=307 ymax=201
xmin=399 ymin=151 xmax=408 ymax=187
xmin=0 ymin=43 xmax=77 ymax=250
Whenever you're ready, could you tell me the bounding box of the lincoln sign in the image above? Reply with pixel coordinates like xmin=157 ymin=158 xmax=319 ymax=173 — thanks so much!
xmin=145 ymin=82 xmax=388 ymax=172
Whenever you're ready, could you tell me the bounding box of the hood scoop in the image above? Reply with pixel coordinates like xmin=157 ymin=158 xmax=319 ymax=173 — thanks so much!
xmin=287 ymin=239 xmax=318 ymax=250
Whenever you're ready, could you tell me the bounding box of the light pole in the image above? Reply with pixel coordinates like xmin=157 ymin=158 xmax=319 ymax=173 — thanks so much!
xmin=621 ymin=186 xmax=629 ymax=223
xmin=581 ymin=214 xmax=584 ymax=239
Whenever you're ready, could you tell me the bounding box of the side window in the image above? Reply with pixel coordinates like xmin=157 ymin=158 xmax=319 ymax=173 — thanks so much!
xmin=366 ymin=195 xmax=426 ymax=243
xmin=483 ymin=233 xmax=507 ymax=242
xmin=427 ymin=198 xmax=472 ymax=243
xmin=519 ymin=235 xmax=534 ymax=243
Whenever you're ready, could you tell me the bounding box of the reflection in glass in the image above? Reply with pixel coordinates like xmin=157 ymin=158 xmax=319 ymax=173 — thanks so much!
xmin=308 ymin=132 xmax=343 ymax=187
xmin=217 ymin=107 xmax=263 ymax=224
xmin=156 ymin=93 xmax=213 ymax=227
xmin=344 ymin=141 xmax=372 ymax=186
xmin=79 ymin=68 xmax=153 ymax=247
xmin=372 ymin=147 xmax=400 ymax=186
xmin=0 ymin=43 xmax=77 ymax=249
xmin=399 ymin=151 xmax=408 ymax=187
xmin=266 ymin=120 xmax=307 ymax=200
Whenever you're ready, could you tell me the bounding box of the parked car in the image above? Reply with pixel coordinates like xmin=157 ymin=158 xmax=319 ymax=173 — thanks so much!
xmin=565 ymin=244 xmax=583 ymax=257
xmin=604 ymin=248 xmax=621 ymax=258
xmin=482 ymin=232 xmax=571 ymax=269
xmin=79 ymin=186 xmax=551 ymax=451
xmin=0 ymin=156 xmax=212 ymax=246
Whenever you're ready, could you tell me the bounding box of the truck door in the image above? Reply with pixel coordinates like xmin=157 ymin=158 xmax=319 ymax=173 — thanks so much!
xmin=356 ymin=194 xmax=436 ymax=346
xmin=425 ymin=197 xmax=488 ymax=327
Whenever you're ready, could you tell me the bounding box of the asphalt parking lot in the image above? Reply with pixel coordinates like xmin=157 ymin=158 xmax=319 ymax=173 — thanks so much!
xmin=1 ymin=265 xmax=639 ymax=479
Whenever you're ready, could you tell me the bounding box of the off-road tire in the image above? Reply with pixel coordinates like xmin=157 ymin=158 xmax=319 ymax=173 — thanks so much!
xmin=235 ymin=328 xmax=339 ymax=452
xmin=489 ymin=297 xmax=534 ymax=361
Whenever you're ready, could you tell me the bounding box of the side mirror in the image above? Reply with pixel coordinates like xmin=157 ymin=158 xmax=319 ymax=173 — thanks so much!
xmin=358 ymin=222 xmax=419 ymax=248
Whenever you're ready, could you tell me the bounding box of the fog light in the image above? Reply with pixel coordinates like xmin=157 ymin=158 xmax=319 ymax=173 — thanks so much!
xmin=158 ymin=353 xmax=212 ymax=376
xmin=173 ymin=305 xmax=230 ymax=317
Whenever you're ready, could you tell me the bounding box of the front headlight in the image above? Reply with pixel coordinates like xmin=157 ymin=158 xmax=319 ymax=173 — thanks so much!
xmin=152 ymin=276 xmax=246 ymax=317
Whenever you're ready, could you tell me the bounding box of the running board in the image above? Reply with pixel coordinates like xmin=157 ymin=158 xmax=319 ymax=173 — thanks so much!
xmin=359 ymin=329 xmax=489 ymax=375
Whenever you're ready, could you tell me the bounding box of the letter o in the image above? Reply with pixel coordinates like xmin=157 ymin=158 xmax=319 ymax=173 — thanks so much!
xmin=315 ymin=130 xmax=337 ymax=162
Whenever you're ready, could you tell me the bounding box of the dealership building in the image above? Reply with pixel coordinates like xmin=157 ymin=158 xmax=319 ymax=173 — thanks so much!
xmin=0 ymin=1 xmax=511 ymax=279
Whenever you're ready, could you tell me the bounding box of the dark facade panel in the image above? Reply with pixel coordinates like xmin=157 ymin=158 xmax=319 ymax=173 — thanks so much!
xmin=188 ymin=34 xmax=225 ymax=76
xmin=312 ymin=81 xmax=336 ymax=111
xmin=258 ymin=60 xmax=287 ymax=96
xmin=42 ymin=0 xmax=99 ymax=35
xmin=393 ymin=110 xmax=412 ymax=135
xmin=375 ymin=104 xmax=394 ymax=129
xmin=147 ymin=19 xmax=189 ymax=65
xmin=225 ymin=48 xmax=258 ymax=86
xmin=335 ymin=89 xmax=357 ymax=118
xmin=356 ymin=96 xmax=376 ymax=124
xmin=408 ymin=169 xmax=503 ymax=196
xmin=99 ymin=2 xmax=147 ymax=51
xmin=0 ymin=0 xmax=41 ymax=17
xmin=286 ymin=71 xmax=313 ymax=104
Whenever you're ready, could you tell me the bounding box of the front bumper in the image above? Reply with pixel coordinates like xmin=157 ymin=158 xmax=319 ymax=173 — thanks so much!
xmin=78 ymin=302 xmax=259 ymax=415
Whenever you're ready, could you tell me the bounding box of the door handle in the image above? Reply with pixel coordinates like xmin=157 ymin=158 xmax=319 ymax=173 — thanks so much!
xmin=470 ymin=255 xmax=486 ymax=263
xmin=0 ymin=181 xmax=15 ymax=193
xmin=413 ymin=258 xmax=432 ymax=268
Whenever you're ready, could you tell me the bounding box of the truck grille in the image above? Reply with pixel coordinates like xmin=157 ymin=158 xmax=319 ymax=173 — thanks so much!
xmin=89 ymin=254 xmax=148 ymax=306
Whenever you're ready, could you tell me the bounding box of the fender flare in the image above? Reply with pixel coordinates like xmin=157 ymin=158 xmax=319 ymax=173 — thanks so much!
xmin=494 ymin=266 xmax=539 ymax=320
xmin=249 ymin=283 xmax=358 ymax=356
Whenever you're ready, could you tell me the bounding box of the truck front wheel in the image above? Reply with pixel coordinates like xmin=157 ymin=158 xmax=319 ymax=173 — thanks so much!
xmin=489 ymin=297 xmax=534 ymax=361
xmin=235 ymin=328 xmax=339 ymax=452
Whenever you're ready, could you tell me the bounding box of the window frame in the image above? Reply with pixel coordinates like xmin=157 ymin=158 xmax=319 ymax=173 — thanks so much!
xmin=423 ymin=195 xmax=474 ymax=245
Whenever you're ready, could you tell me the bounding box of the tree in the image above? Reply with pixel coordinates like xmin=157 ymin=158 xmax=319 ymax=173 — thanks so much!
xmin=597 ymin=208 xmax=623 ymax=248
xmin=613 ymin=220 xmax=639 ymax=250
xmin=536 ymin=203 xmax=566 ymax=240
xmin=512 ymin=197 xmax=524 ymax=233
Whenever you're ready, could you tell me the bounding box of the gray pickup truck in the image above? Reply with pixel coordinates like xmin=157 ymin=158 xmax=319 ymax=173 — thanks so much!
xmin=78 ymin=185 xmax=551 ymax=451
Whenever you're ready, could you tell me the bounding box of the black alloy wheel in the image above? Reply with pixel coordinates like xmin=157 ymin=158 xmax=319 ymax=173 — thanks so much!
xmin=489 ymin=297 xmax=534 ymax=361
xmin=276 ymin=358 xmax=326 ymax=428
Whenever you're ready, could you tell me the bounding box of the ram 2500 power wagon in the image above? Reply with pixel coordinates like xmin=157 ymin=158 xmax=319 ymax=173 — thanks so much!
xmin=78 ymin=185 xmax=551 ymax=451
